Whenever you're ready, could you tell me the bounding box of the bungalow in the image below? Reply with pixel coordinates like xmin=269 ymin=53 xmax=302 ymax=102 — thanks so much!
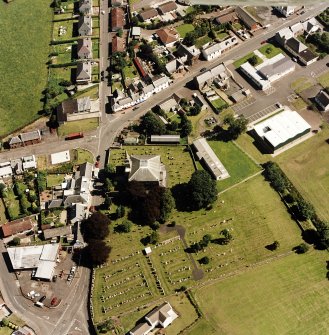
xmin=111 ymin=7 xmax=125 ymax=32
xmin=76 ymin=61 xmax=92 ymax=84
xmin=139 ymin=8 xmax=158 ymax=22
xmin=284 ymin=37 xmax=318 ymax=65
xmin=78 ymin=15 xmax=92 ymax=36
xmin=158 ymin=1 xmax=177 ymax=15
xmin=315 ymin=90 xmax=329 ymax=112
xmin=77 ymin=38 xmax=92 ymax=59
xmin=1 ymin=217 xmax=35 ymax=238
xmin=0 ymin=162 xmax=13 ymax=179
xmin=157 ymin=94 xmax=180 ymax=112
xmin=79 ymin=0 xmax=92 ymax=15
xmin=235 ymin=6 xmax=260 ymax=31
xmin=155 ymin=28 xmax=179 ymax=47
xmin=112 ymin=35 xmax=125 ymax=53
xmin=201 ymin=36 xmax=238 ymax=61
xmin=22 ymin=155 xmax=37 ymax=170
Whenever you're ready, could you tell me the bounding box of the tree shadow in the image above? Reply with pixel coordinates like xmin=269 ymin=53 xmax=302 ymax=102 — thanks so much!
xmin=265 ymin=243 xmax=276 ymax=251
xmin=171 ymin=183 xmax=191 ymax=212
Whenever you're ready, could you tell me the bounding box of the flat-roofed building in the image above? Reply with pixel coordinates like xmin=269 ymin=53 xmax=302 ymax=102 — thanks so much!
xmin=201 ymin=37 xmax=238 ymax=61
xmin=193 ymin=138 xmax=229 ymax=180
xmin=253 ymin=109 xmax=311 ymax=153
xmin=150 ymin=135 xmax=180 ymax=143
xmin=51 ymin=150 xmax=71 ymax=165
xmin=240 ymin=62 xmax=271 ymax=90
xmin=0 ymin=162 xmax=13 ymax=179
xmin=257 ymin=55 xmax=295 ymax=82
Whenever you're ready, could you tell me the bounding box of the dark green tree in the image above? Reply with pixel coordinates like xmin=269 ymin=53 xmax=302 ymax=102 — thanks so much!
xmin=199 ymin=256 xmax=210 ymax=264
xmin=248 ymin=55 xmax=258 ymax=66
xmin=220 ymin=229 xmax=233 ymax=245
xmin=180 ymin=114 xmax=192 ymax=137
xmin=81 ymin=212 xmax=110 ymax=241
xmin=85 ymin=239 xmax=111 ymax=266
xmin=188 ymin=170 xmax=217 ymax=210
xmin=160 ymin=189 xmax=175 ymax=223
xmin=140 ymin=111 xmax=166 ymax=135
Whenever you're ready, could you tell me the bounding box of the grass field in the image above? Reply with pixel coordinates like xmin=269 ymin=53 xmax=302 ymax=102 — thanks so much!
xmin=176 ymin=174 xmax=302 ymax=280
xmin=258 ymin=43 xmax=282 ymax=59
xmin=317 ymin=71 xmax=329 ymax=88
xmin=72 ymin=148 xmax=94 ymax=164
xmin=176 ymin=24 xmax=195 ymax=38
xmin=0 ymin=328 xmax=12 ymax=335
xmin=52 ymin=19 xmax=78 ymax=42
xmin=47 ymin=174 xmax=65 ymax=188
xmin=0 ymin=0 xmax=52 ymax=138
xmin=210 ymin=98 xmax=227 ymax=110
xmin=187 ymin=318 xmax=216 ymax=335
xmin=195 ymin=251 xmax=329 ymax=335
xmin=291 ymin=77 xmax=314 ymax=93
xmin=233 ymin=52 xmax=263 ymax=68
xmin=208 ymin=140 xmax=261 ymax=191
xmin=195 ymin=35 xmax=212 ymax=49
xmin=216 ymin=31 xmax=229 ymax=40
xmin=109 ymin=146 xmax=196 ymax=187
xmin=57 ymin=118 xmax=99 ymax=136
xmin=123 ymin=65 xmax=138 ymax=80
xmin=275 ymin=127 xmax=329 ymax=221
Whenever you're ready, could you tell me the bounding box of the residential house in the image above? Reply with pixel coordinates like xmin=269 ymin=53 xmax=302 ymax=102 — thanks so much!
xmin=78 ymin=15 xmax=92 ymax=36
xmin=165 ymin=58 xmax=184 ymax=74
xmin=315 ymin=90 xmax=329 ymax=112
xmin=194 ymin=63 xmax=230 ymax=90
xmin=9 ymin=130 xmax=41 ymax=150
xmin=77 ymin=38 xmax=92 ymax=59
xmin=201 ymin=36 xmax=238 ymax=61
xmin=290 ymin=22 xmax=304 ymax=36
xmin=43 ymin=226 xmax=72 ymax=241
xmin=158 ymin=1 xmax=177 ymax=15
xmin=275 ymin=27 xmax=294 ymax=45
xmin=79 ymin=0 xmax=92 ymax=15
xmin=133 ymin=57 xmax=148 ymax=79
xmin=302 ymin=17 xmax=322 ymax=35
xmin=111 ymin=7 xmax=125 ymax=32
xmin=285 ymin=37 xmax=318 ymax=65
xmin=275 ymin=6 xmax=296 ymax=17
xmin=76 ymin=61 xmax=92 ymax=84
xmin=131 ymin=26 xmax=141 ymax=39
xmin=0 ymin=162 xmax=13 ymax=179
xmin=235 ymin=6 xmax=260 ymax=31
xmin=139 ymin=8 xmax=158 ymax=22
xmin=126 ymin=154 xmax=167 ymax=187
xmin=216 ymin=11 xmax=238 ymax=25
xmin=22 ymin=155 xmax=37 ymax=170
xmin=193 ymin=137 xmax=230 ymax=180
xmin=112 ymin=35 xmax=125 ymax=53
xmin=1 ymin=217 xmax=35 ymax=238
xmin=152 ymin=75 xmax=171 ymax=93
xmin=155 ymin=28 xmax=179 ymax=47
xmin=175 ymin=43 xmax=200 ymax=65
xmin=157 ymin=95 xmax=180 ymax=112
xmin=57 ymin=97 xmax=100 ymax=124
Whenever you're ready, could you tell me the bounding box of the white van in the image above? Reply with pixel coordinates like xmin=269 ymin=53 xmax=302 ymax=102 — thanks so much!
xmin=35 ymin=301 xmax=44 ymax=308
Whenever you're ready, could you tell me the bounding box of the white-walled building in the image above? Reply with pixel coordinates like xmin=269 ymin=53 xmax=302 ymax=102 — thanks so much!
xmin=201 ymin=36 xmax=238 ymax=61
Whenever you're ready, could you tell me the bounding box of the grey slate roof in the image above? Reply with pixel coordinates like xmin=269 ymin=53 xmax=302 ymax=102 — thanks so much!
xmin=258 ymin=56 xmax=295 ymax=78
xmin=79 ymin=162 xmax=93 ymax=179
xmin=9 ymin=136 xmax=22 ymax=145
xmin=64 ymin=195 xmax=88 ymax=207
xmin=78 ymin=16 xmax=92 ymax=35
xmin=48 ymin=199 xmax=63 ymax=209
xmin=76 ymin=62 xmax=91 ymax=81
xmin=77 ymin=38 xmax=92 ymax=58
xmin=43 ymin=225 xmax=72 ymax=240
xmin=20 ymin=130 xmax=41 ymax=142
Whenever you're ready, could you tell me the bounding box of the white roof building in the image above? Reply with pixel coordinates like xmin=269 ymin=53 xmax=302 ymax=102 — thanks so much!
xmin=0 ymin=162 xmax=13 ymax=178
xmin=51 ymin=150 xmax=71 ymax=165
xmin=240 ymin=62 xmax=271 ymax=90
xmin=22 ymin=155 xmax=37 ymax=170
xmin=7 ymin=244 xmax=60 ymax=280
xmin=193 ymin=138 xmax=229 ymax=180
xmin=253 ymin=110 xmax=311 ymax=152
xmin=201 ymin=37 xmax=238 ymax=61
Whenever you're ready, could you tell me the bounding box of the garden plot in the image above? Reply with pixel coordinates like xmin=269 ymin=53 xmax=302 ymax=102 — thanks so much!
xmin=93 ymin=253 xmax=160 ymax=321
xmin=150 ymin=237 xmax=194 ymax=293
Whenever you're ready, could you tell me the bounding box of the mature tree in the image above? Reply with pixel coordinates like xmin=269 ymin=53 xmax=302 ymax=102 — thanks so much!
xmin=248 ymin=55 xmax=258 ymax=66
xmin=224 ymin=115 xmax=248 ymax=140
xmin=180 ymin=114 xmax=192 ymax=137
xmin=85 ymin=239 xmax=111 ymax=266
xmin=0 ymin=184 xmax=6 ymax=198
xmin=12 ymin=237 xmax=21 ymax=246
xmin=188 ymin=170 xmax=217 ymax=210
xmin=296 ymin=199 xmax=315 ymax=221
xmin=104 ymin=178 xmax=113 ymax=193
xmin=183 ymin=32 xmax=196 ymax=46
xmin=111 ymin=52 xmax=128 ymax=72
xmin=139 ymin=111 xmax=166 ymax=135
xmin=116 ymin=220 xmax=132 ymax=233
xmin=294 ymin=243 xmax=309 ymax=254
xmin=160 ymin=189 xmax=175 ymax=223
xmin=149 ymin=231 xmax=159 ymax=245
xmin=81 ymin=212 xmax=110 ymax=241
xmin=263 ymin=161 xmax=289 ymax=193
xmin=117 ymin=29 xmax=123 ymax=37
xmin=116 ymin=205 xmax=125 ymax=219
xmin=220 ymin=229 xmax=233 ymax=245
xmin=199 ymin=256 xmax=210 ymax=264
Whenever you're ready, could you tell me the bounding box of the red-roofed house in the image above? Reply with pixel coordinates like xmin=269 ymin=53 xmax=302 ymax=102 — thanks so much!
xmin=1 ymin=218 xmax=35 ymax=238
xmin=155 ymin=28 xmax=178 ymax=47
xmin=112 ymin=35 xmax=125 ymax=53
xmin=111 ymin=7 xmax=125 ymax=32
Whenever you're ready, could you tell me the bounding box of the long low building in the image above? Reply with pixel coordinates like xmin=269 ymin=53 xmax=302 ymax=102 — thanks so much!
xmin=193 ymin=138 xmax=229 ymax=180
xmin=253 ymin=109 xmax=311 ymax=153
xmin=150 ymin=135 xmax=180 ymax=144
xmin=7 ymin=243 xmax=60 ymax=281
xmin=240 ymin=62 xmax=271 ymax=90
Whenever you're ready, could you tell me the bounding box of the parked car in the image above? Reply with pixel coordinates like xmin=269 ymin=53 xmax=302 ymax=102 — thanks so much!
xmin=200 ymin=68 xmax=207 ymax=73
xmin=51 ymin=297 xmax=58 ymax=306
xmin=31 ymin=269 xmax=36 ymax=278
xmin=292 ymin=57 xmax=297 ymax=62
xmin=39 ymin=296 xmax=46 ymax=303
xmin=35 ymin=302 xmax=44 ymax=308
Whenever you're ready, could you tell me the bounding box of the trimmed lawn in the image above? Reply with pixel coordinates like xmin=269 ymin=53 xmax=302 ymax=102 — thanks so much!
xmin=216 ymin=31 xmax=229 ymax=40
xmin=317 ymin=71 xmax=329 ymax=88
xmin=92 ymin=38 xmax=100 ymax=58
xmin=47 ymin=174 xmax=65 ymax=187
xmin=258 ymin=43 xmax=282 ymax=59
xmin=291 ymin=77 xmax=314 ymax=93
xmin=274 ymin=127 xmax=329 ymax=221
xmin=176 ymin=24 xmax=194 ymax=38
xmin=211 ymin=98 xmax=227 ymax=110
xmin=110 ymin=146 xmax=196 ymax=187
xmin=187 ymin=318 xmax=216 ymax=335
xmin=123 ymin=65 xmax=138 ymax=80
xmin=232 ymin=22 xmax=242 ymax=30
xmin=290 ymin=97 xmax=308 ymax=111
xmin=75 ymin=84 xmax=99 ymax=99
xmin=233 ymin=52 xmax=263 ymax=68
xmin=52 ymin=19 xmax=78 ymax=42
xmin=208 ymin=140 xmax=261 ymax=191
xmin=0 ymin=0 xmax=52 ymax=137
xmin=57 ymin=117 xmax=99 ymax=136
xmin=195 ymin=251 xmax=329 ymax=335
xmin=72 ymin=148 xmax=94 ymax=164
xmin=0 ymin=328 xmax=13 ymax=335
xmin=3 ymin=189 xmax=21 ymax=220
xmin=92 ymin=17 xmax=100 ymax=28
xmin=49 ymin=66 xmax=75 ymax=82
xmin=195 ymin=35 xmax=212 ymax=49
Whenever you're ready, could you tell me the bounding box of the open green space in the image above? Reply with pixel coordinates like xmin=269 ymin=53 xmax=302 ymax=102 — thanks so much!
xmin=274 ymin=127 xmax=329 ymax=221
xmin=72 ymin=148 xmax=94 ymax=164
xmin=0 ymin=328 xmax=13 ymax=335
xmin=57 ymin=117 xmax=99 ymax=136
xmin=176 ymin=24 xmax=195 ymax=38
xmin=49 ymin=66 xmax=75 ymax=82
xmin=51 ymin=43 xmax=75 ymax=64
xmin=317 ymin=71 xmax=329 ymax=88
xmin=109 ymin=146 xmax=196 ymax=187
xmin=233 ymin=52 xmax=263 ymax=68
xmin=290 ymin=97 xmax=308 ymax=111
xmin=208 ymin=140 xmax=261 ymax=191
xmin=177 ymin=174 xmax=302 ymax=280
xmin=47 ymin=174 xmax=65 ymax=188
xmin=291 ymin=77 xmax=314 ymax=93
xmin=258 ymin=43 xmax=282 ymax=59
xmin=195 ymin=251 xmax=329 ymax=335
xmin=195 ymin=35 xmax=212 ymax=49
xmin=210 ymin=97 xmax=227 ymax=110
xmin=0 ymin=0 xmax=52 ymax=138
xmin=3 ymin=189 xmax=21 ymax=221
xmin=187 ymin=318 xmax=216 ymax=335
